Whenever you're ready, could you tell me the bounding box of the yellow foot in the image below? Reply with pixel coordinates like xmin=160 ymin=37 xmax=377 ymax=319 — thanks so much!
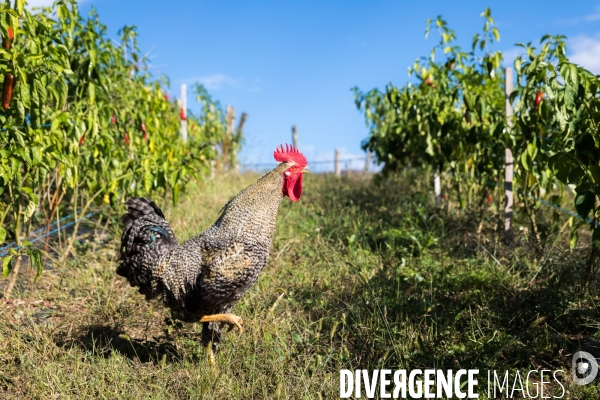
xmin=200 ymin=313 xmax=244 ymax=333
xmin=207 ymin=346 xmax=216 ymax=366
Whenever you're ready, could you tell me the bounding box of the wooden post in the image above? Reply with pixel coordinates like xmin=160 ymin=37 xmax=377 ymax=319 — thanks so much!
xmin=292 ymin=125 xmax=298 ymax=148
xmin=236 ymin=112 xmax=248 ymax=135
xmin=504 ymin=67 xmax=514 ymax=243
xmin=225 ymin=106 xmax=235 ymax=169
xmin=226 ymin=105 xmax=235 ymax=135
xmin=364 ymin=151 xmax=372 ymax=173
xmin=434 ymin=171 xmax=441 ymax=205
xmin=180 ymin=84 xmax=187 ymax=142
xmin=335 ymin=149 xmax=341 ymax=178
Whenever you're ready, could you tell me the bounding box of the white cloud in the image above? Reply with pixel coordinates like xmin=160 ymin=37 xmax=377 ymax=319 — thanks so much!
xmin=584 ymin=6 xmax=600 ymax=22
xmin=554 ymin=5 xmax=600 ymax=26
xmin=192 ymin=74 xmax=239 ymax=91
xmin=569 ymin=34 xmax=600 ymax=74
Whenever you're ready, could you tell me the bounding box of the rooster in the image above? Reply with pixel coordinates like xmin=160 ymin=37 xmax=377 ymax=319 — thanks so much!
xmin=117 ymin=144 xmax=307 ymax=363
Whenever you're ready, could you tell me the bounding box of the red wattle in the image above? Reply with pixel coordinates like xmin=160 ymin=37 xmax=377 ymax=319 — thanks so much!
xmin=286 ymin=174 xmax=303 ymax=202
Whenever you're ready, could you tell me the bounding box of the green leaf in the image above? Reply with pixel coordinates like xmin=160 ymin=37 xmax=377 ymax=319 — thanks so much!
xmin=172 ymin=184 xmax=179 ymax=206
xmin=520 ymin=151 xmax=530 ymax=171
xmin=424 ymin=19 xmax=432 ymax=39
xmin=30 ymin=249 xmax=43 ymax=283
xmin=24 ymin=200 xmax=36 ymax=222
xmin=554 ymin=160 xmax=570 ymax=184
xmin=55 ymin=45 xmax=70 ymax=69
xmin=575 ymin=190 xmax=595 ymax=219
xmin=0 ymin=226 xmax=5 ymax=244
xmin=2 ymin=255 xmax=13 ymax=278
xmin=89 ymin=48 xmax=97 ymax=65
xmin=169 ymin=170 xmax=178 ymax=187
xmin=14 ymin=0 xmax=25 ymax=15
xmin=472 ymin=34 xmax=479 ymax=51
xmin=34 ymin=78 xmax=46 ymax=109
xmin=590 ymin=166 xmax=600 ymax=185
xmin=16 ymin=100 xmax=25 ymax=125
xmin=57 ymin=79 xmax=67 ymax=107
xmin=18 ymin=80 xmax=30 ymax=109
xmin=514 ymin=57 xmax=522 ymax=74
xmin=492 ymin=27 xmax=500 ymax=41
xmin=569 ymin=64 xmax=578 ymax=87
xmin=564 ymin=86 xmax=575 ymax=110
xmin=569 ymin=229 xmax=578 ymax=250
xmin=88 ymin=82 xmax=95 ymax=104
xmin=144 ymin=170 xmax=152 ymax=192
xmin=527 ymin=143 xmax=537 ymax=159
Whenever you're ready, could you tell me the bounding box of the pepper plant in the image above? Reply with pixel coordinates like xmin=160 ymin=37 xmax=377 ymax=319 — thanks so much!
xmin=0 ymin=0 xmax=231 ymax=296
xmin=354 ymin=8 xmax=600 ymax=271
xmin=354 ymin=9 xmax=506 ymax=212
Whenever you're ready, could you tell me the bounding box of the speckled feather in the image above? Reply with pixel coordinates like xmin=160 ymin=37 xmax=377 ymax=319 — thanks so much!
xmin=117 ymin=162 xmax=293 ymax=349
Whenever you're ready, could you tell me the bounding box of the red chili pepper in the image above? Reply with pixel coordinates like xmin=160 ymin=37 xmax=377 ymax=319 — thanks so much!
xmin=179 ymin=108 xmax=186 ymax=121
xmin=164 ymin=94 xmax=169 ymax=101
xmin=124 ymin=134 xmax=130 ymax=145
xmin=486 ymin=194 xmax=493 ymax=205
xmin=111 ymin=115 xmax=117 ymax=124
xmin=424 ymin=77 xmax=437 ymax=88
xmin=2 ymin=74 xmax=15 ymax=110
xmin=3 ymin=27 xmax=13 ymax=50
xmin=79 ymin=133 xmax=86 ymax=147
xmin=141 ymin=122 xmax=148 ymax=140
xmin=535 ymin=91 xmax=544 ymax=107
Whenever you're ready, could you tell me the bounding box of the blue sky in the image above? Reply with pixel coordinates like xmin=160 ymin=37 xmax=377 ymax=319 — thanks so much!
xmin=32 ymin=0 xmax=600 ymax=170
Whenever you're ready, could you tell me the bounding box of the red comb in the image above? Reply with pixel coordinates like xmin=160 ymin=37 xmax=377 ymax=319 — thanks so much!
xmin=273 ymin=144 xmax=307 ymax=167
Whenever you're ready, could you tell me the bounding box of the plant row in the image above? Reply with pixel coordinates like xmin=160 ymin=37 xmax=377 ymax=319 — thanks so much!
xmin=354 ymin=9 xmax=600 ymax=262
xmin=0 ymin=0 xmax=238 ymax=287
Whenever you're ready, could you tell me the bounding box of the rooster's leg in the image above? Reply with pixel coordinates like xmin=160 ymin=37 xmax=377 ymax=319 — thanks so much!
xmin=201 ymin=322 xmax=219 ymax=366
xmin=200 ymin=313 xmax=244 ymax=333
xmin=206 ymin=343 xmax=216 ymax=365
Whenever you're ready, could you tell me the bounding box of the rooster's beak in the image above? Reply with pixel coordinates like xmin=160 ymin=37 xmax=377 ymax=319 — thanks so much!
xmin=301 ymin=167 xmax=309 ymax=174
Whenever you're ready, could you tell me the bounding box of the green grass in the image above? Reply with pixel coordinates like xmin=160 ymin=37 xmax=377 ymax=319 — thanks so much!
xmin=1 ymin=171 xmax=599 ymax=398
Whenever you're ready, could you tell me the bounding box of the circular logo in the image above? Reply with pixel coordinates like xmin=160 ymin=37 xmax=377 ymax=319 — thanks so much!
xmin=572 ymin=351 xmax=598 ymax=385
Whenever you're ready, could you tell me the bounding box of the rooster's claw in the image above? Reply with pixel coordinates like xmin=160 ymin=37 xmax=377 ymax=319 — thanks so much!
xmin=200 ymin=313 xmax=244 ymax=333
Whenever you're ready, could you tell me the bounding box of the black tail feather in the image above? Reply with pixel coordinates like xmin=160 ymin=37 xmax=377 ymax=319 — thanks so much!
xmin=117 ymin=197 xmax=177 ymax=299
xmin=120 ymin=197 xmax=165 ymax=231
